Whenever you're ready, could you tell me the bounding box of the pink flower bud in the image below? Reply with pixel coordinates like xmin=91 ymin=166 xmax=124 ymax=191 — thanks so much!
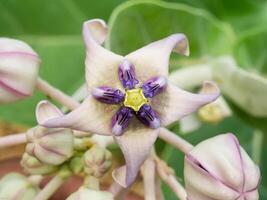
xmin=184 ymin=133 xmax=260 ymax=200
xmin=0 ymin=38 xmax=40 ymax=103
xmin=26 ymin=126 xmax=74 ymax=165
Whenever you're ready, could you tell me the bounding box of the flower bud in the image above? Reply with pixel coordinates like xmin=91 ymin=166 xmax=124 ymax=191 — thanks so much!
xmin=21 ymin=153 xmax=57 ymax=175
xmin=84 ymin=145 xmax=112 ymax=178
xmin=66 ymin=187 xmax=114 ymax=200
xmin=26 ymin=126 xmax=74 ymax=165
xmin=198 ymin=96 xmax=231 ymax=123
xmin=69 ymin=155 xmax=84 ymax=175
xmin=184 ymin=133 xmax=260 ymax=200
xmin=0 ymin=173 xmax=40 ymax=200
xmin=0 ymin=38 xmax=40 ymax=103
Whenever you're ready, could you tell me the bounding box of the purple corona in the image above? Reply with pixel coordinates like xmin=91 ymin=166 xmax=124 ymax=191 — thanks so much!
xmin=92 ymin=60 xmax=167 ymax=135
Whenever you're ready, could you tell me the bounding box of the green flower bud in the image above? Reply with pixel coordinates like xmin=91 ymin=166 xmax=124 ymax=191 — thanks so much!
xmin=69 ymin=155 xmax=84 ymax=175
xmin=0 ymin=173 xmax=40 ymax=200
xmin=84 ymin=145 xmax=112 ymax=178
xmin=26 ymin=126 xmax=74 ymax=165
xmin=21 ymin=153 xmax=57 ymax=175
xmin=66 ymin=187 xmax=113 ymax=200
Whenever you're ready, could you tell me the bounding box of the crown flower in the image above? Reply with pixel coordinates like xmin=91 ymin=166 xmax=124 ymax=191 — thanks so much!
xmin=184 ymin=133 xmax=260 ymax=200
xmin=38 ymin=19 xmax=220 ymax=187
xmin=0 ymin=38 xmax=40 ymax=103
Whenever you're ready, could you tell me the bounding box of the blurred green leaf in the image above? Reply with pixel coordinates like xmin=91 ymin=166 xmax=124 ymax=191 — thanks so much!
xmin=107 ymin=0 xmax=235 ymax=66
xmin=166 ymin=0 xmax=267 ymax=34
xmin=0 ymin=0 xmax=125 ymax=126
xmin=234 ymin=27 xmax=267 ymax=74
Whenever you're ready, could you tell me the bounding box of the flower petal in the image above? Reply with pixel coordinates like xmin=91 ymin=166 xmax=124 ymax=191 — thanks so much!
xmin=185 ymin=154 xmax=239 ymax=200
xmin=125 ymin=34 xmax=189 ymax=81
xmin=38 ymin=96 xmax=119 ymax=135
xmin=243 ymin=190 xmax=259 ymax=200
xmin=83 ymin=19 xmax=124 ymax=92
xmin=187 ymin=133 xmax=260 ymax=195
xmin=0 ymin=38 xmax=40 ymax=103
xmin=112 ymin=124 xmax=159 ymax=187
xmin=151 ymin=82 xmax=220 ymax=126
xmin=36 ymin=100 xmax=63 ymax=124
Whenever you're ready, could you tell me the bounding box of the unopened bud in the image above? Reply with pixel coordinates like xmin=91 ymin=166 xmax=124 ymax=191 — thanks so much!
xmin=0 ymin=38 xmax=40 ymax=103
xmin=84 ymin=145 xmax=112 ymax=178
xmin=26 ymin=126 xmax=74 ymax=165
xmin=21 ymin=153 xmax=57 ymax=175
xmin=0 ymin=173 xmax=39 ymax=200
xmin=198 ymin=97 xmax=231 ymax=123
xmin=184 ymin=133 xmax=260 ymax=200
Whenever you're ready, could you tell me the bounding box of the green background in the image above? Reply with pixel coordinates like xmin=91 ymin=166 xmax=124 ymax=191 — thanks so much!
xmin=0 ymin=0 xmax=267 ymax=199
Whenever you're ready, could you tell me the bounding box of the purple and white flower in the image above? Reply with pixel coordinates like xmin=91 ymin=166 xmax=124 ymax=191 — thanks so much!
xmin=38 ymin=19 xmax=220 ymax=187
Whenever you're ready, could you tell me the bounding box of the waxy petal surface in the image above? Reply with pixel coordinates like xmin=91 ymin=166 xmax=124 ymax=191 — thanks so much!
xmin=151 ymin=82 xmax=220 ymax=126
xmin=36 ymin=100 xmax=63 ymax=124
xmin=0 ymin=38 xmax=40 ymax=103
xmin=185 ymin=133 xmax=260 ymax=200
xmin=113 ymin=124 xmax=159 ymax=188
xmin=83 ymin=20 xmax=124 ymax=92
xmin=38 ymin=96 xmax=119 ymax=135
xmin=125 ymin=34 xmax=189 ymax=81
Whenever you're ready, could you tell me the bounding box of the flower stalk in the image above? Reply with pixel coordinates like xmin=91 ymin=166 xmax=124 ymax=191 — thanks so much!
xmin=84 ymin=176 xmax=100 ymax=190
xmin=33 ymin=167 xmax=71 ymax=200
xmin=36 ymin=77 xmax=80 ymax=110
xmin=0 ymin=132 xmax=27 ymax=148
xmin=159 ymin=128 xmax=193 ymax=154
xmin=155 ymin=157 xmax=187 ymax=200
xmin=141 ymin=158 xmax=156 ymax=200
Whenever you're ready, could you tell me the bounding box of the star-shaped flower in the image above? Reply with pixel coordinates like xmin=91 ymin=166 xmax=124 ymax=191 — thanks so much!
xmin=38 ymin=19 xmax=220 ymax=188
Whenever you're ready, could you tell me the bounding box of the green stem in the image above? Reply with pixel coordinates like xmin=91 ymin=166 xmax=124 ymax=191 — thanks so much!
xmin=84 ymin=176 xmax=100 ymax=190
xmin=33 ymin=167 xmax=71 ymax=200
xmin=252 ymin=130 xmax=263 ymax=165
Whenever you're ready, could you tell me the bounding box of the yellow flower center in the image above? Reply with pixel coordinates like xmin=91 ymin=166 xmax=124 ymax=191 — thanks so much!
xmin=123 ymin=88 xmax=148 ymax=112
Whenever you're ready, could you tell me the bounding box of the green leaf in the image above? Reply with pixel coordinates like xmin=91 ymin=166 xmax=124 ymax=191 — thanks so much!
xmin=166 ymin=0 xmax=267 ymax=34
xmin=107 ymin=0 xmax=235 ymax=67
xmin=0 ymin=0 xmax=125 ymax=126
xmin=234 ymin=27 xmax=267 ymax=74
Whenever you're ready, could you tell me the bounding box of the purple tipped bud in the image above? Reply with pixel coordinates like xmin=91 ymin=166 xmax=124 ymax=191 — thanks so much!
xmin=118 ymin=60 xmax=139 ymax=90
xmin=142 ymin=76 xmax=167 ymax=98
xmin=92 ymin=86 xmax=124 ymax=104
xmin=111 ymin=107 xmax=134 ymax=136
xmin=137 ymin=104 xmax=160 ymax=129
